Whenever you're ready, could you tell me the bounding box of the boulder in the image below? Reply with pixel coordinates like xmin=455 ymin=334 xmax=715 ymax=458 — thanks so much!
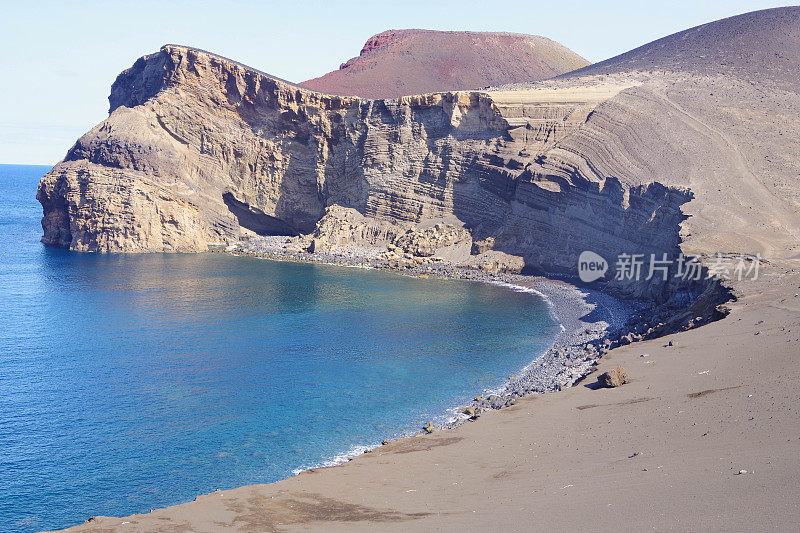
xmin=461 ymin=406 xmax=479 ymax=419
xmin=471 ymin=237 xmax=495 ymax=255
xmin=598 ymin=367 xmax=629 ymax=388
xmin=394 ymin=224 xmax=471 ymax=257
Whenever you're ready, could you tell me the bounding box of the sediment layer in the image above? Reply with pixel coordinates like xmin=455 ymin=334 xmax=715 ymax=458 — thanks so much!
xmin=38 ymin=46 xmax=695 ymax=290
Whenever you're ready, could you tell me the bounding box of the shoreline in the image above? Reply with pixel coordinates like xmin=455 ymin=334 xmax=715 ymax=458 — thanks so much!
xmin=284 ymin=273 xmax=635 ymax=476
xmin=441 ymin=277 xmax=635 ymax=423
xmin=217 ymin=243 xmax=637 ymax=468
xmin=55 ymin=263 xmax=800 ymax=533
xmin=55 ymin=242 xmax=704 ymax=532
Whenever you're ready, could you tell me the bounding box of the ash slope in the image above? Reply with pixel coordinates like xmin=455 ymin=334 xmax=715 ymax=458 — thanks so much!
xmin=300 ymin=29 xmax=589 ymax=98
xmin=490 ymin=6 xmax=800 ymax=262
xmin=561 ymin=5 xmax=800 ymax=86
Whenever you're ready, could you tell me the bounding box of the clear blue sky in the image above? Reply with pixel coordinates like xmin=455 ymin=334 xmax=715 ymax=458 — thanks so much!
xmin=0 ymin=0 xmax=787 ymax=164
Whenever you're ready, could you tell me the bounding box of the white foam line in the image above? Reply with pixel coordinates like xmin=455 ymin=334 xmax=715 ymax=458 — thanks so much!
xmin=487 ymin=280 xmax=564 ymax=332
xmin=291 ymin=443 xmax=382 ymax=475
xmin=278 ymin=273 xmax=578 ymax=478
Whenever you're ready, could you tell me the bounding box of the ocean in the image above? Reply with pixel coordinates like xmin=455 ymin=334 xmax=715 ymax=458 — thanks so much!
xmin=0 ymin=164 xmax=560 ymax=532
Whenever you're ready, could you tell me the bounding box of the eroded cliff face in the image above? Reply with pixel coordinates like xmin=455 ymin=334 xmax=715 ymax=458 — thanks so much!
xmin=37 ymin=45 xmax=692 ymax=288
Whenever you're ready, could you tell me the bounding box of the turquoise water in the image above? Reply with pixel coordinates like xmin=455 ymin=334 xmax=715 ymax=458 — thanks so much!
xmin=0 ymin=164 xmax=560 ymax=532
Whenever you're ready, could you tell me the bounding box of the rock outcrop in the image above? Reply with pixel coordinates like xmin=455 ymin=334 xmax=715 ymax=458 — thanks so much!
xmin=36 ymin=47 xmax=686 ymax=279
xmin=301 ymin=30 xmax=589 ymax=98
xmin=37 ymin=7 xmax=800 ymax=304
xmin=598 ymin=367 xmax=629 ymax=388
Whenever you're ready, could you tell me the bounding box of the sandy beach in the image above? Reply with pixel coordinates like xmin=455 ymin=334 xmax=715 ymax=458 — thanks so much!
xmin=51 ymin=257 xmax=800 ymax=532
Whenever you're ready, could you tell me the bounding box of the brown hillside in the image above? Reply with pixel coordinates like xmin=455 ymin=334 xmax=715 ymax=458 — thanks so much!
xmin=301 ymin=29 xmax=589 ymax=98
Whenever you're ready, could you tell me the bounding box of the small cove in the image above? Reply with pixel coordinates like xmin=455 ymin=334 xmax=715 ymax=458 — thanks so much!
xmin=0 ymin=165 xmax=561 ymax=532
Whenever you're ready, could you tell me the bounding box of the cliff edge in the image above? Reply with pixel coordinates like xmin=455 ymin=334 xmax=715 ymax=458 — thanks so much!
xmin=37 ymin=8 xmax=800 ymax=289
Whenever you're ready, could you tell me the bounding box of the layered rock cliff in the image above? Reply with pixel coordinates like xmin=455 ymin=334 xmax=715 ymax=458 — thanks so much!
xmin=37 ymin=46 xmax=688 ymax=276
xmin=37 ymin=8 xmax=800 ymax=311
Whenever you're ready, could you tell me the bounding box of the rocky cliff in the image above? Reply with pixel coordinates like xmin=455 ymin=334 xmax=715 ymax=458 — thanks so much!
xmin=37 ymin=46 xmax=686 ymax=272
xmin=300 ymin=30 xmax=589 ymax=98
xmin=37 ymin=8 xmax=800 ymax=306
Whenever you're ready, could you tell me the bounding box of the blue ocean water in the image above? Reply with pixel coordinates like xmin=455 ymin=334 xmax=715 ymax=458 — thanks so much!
xmin=0 ymin=164 xmax=560 ymax=532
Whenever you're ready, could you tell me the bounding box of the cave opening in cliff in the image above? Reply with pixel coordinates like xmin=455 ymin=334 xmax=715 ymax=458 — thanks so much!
xmin=222 ymin=192 xmax=300 ymax=236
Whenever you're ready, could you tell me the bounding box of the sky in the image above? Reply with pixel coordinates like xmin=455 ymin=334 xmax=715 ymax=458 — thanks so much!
xmin=0 ymin=0 xmax=788 ymax=165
